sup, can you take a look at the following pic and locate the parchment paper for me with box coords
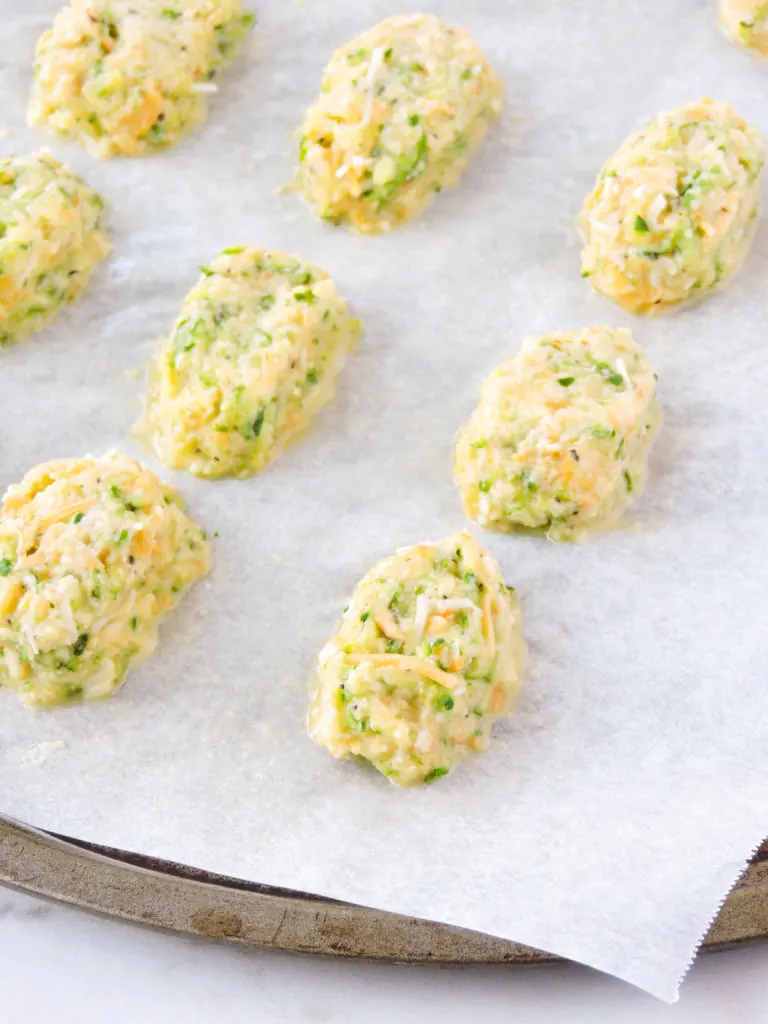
[1,0,767,1002]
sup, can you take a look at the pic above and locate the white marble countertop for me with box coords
[1,886,767,1022]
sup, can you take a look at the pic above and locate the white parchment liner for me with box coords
[1,0,767,1000]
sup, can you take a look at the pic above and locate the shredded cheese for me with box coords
[344,652,460,689]
[482,587,495,659]
[361,45,385,127]
[373,608,404,640]
[412,591,431,642]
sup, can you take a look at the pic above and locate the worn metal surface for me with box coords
[0,818,766,963]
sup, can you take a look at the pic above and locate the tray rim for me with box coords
[1,817,767,964]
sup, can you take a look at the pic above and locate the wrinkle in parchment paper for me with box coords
[1,0,767,1002]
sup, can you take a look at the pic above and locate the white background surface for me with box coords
[1,884,768,1019]
[1,887,767,1023]
[4,0,768,999]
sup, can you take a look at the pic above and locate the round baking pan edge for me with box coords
[1,818,766,964]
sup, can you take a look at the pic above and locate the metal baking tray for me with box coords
[1,817,766,962]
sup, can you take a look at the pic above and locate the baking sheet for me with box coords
[1,0,767,1002]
